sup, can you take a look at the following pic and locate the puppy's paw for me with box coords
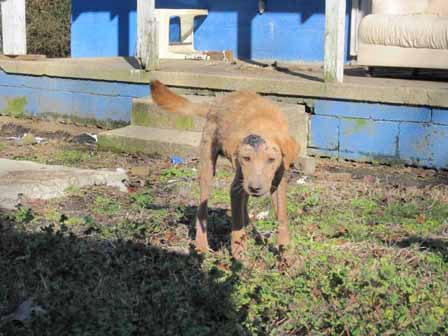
[231,232,247,261]
[231,243,245,261]
[195,238,211,254]
[277,228,291,247]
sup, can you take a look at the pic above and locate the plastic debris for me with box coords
[170,155,185,165]
[6,136,22,141]
[256,210,270,220]
[296,176,308,185]
[7,133,45,144]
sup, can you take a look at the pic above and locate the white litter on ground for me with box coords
[296,176,308,185]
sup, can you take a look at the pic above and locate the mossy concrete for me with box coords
[39,112,128,129]
[3,96,30,118]
[131,95,208,131]
[97,125,201,157]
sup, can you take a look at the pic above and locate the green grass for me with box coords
[159,166,195,183]
[92,195,121,217]
[54,149,91,166]
[1,165,448,335]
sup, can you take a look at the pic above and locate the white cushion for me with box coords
[372,0,429,15]
[360,14,448,49]
[426,0,448,15]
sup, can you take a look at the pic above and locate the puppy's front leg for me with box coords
[195,141,217,253]
[230,170,249,259]
[272,175,290,247]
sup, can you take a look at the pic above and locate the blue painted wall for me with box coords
[71,0,351,62]
[0,71,149,125]
[310,100,448,169]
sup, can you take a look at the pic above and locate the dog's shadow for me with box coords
[393,236,448,262]
[178,204,279,254]
[179,205,232,252]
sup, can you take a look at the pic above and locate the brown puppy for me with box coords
[150,80,299,258]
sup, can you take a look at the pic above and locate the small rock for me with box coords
[363,175,376,184]
[72,133,97,145]
[130,166,150,177]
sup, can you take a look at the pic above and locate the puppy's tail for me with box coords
[150,80,209,118]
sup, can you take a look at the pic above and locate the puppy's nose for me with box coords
[248,185,263,194]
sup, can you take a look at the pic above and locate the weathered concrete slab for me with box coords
[0,159,128,210]
[97,125,201,157]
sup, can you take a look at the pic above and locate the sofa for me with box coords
[357,0,448,69]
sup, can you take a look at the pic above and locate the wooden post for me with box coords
[137,0,159,70]
[324,0,346,83]
[1,0,27,55]
[0,4,3,53]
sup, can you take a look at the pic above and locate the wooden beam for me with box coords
[324,0,346,83]
[1,0,27,55]
[137,0,159,70]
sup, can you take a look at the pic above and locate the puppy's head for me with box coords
[236,134,298,197]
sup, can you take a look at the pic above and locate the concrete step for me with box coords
[131,94,309,156]
[131,95,209,131]
[99,93,311,170]
[97,125,201,157]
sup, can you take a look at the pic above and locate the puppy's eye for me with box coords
[242,156,251,162]
[267,158,276,164]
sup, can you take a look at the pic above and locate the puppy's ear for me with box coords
[276,135,299,169]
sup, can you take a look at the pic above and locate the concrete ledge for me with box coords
[97,125,201,157]
[1,58,447,108]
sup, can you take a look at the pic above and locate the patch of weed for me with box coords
[14,206,34,224]
[64,185,82,196]
[210,188,230,206]
[130,191,154,209]
[92,196,121,217]
[54,149,90,166]
[159,166,195,183]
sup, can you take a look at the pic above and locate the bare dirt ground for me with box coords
[1,116,448,335]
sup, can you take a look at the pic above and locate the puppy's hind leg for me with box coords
[195,136,218,253]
